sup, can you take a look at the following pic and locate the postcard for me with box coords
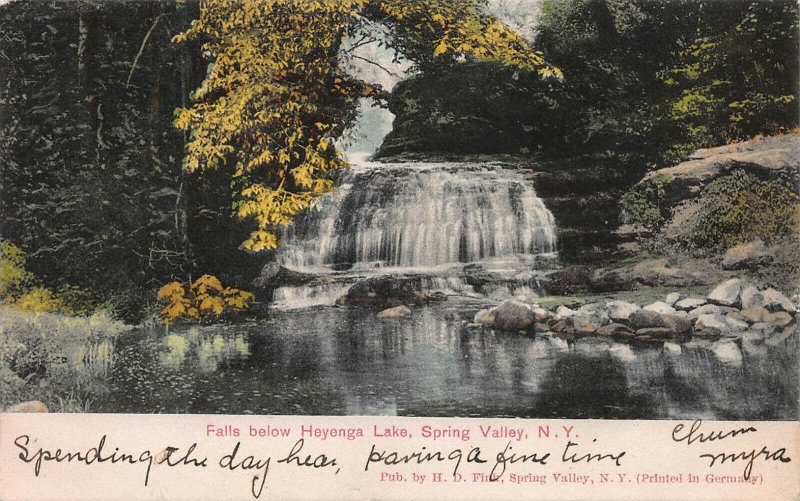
[0,0,798,499]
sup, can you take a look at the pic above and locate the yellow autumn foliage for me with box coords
[158,274,255,324]
[1,240,94,315]
[174,0,558,251]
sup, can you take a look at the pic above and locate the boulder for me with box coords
[606,300,640,323]
[675,297,707,310]
[721,239,772,270]
[6,400,49,413]
[532,307,550,322]
[473,308,497,325]
[643,301,677,314]
[665,292,682,305]
[711,341,743,365]
[554,305,577,320]
[572,317,599,335]
[377,305,412,319]
[759,288,798,313]
[707,278,743,307]
[687,304,736,320]
[740,307,770,323]
[663,342,682,355]
[764,311,793,328]
[724,316,749,332]
[337,276,424,307]
[493,301,536,332]
[550,320,574,335]
[739,285,761,310]
[596,323,634,338]
[628,310,667,329]
[694,314,728,337]
[662,314,693,339]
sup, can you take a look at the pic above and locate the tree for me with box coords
[174,0,559,251]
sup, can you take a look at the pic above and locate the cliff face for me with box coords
[374,62,564,159]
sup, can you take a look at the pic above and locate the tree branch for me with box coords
[126,15,163,88]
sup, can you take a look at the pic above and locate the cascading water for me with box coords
[270,155,558,308]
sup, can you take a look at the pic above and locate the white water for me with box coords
[270,157,558,309]
[280,157,557,273]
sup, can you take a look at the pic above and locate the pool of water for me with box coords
[72,299,799,420]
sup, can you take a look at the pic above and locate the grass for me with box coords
[0,306,129,412]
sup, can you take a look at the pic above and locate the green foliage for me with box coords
[693,170,800,250]
[642,1,799,164]
[0,306,127,411]
[620,174,671,230]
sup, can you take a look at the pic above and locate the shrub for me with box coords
[620,174,672,230]
[158,274,255,324]
[0,240,100,315]
[693,169,800,250]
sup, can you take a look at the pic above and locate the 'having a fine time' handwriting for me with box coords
[12,420,793,499]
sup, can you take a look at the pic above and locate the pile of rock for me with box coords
[471,279,797,351]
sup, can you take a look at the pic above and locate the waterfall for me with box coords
[270,156,557,309]
[280,158,557,272]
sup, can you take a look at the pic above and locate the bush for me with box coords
[693,170,800,250]
[0,240,102,315]
[620,174,672,230]
[0,306,127,411]
[158,274,255,324]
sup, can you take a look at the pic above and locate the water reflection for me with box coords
[72,301,798,419]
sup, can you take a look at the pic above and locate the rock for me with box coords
[643,301,677,314]
[764,311,793,328]
[606,300,640,323]
[596,323,634,338]
[662,314,693,339]
[739,285,761,310]
[724,316,749,332]
[534,322,551,333]
[628,310,667,329]
[474,308,497,325]
[722,239,772,270]
[337,276,425,307]
[711,341,743,365]
[740,307,770,323]
[635,327,674,339]
[687,304,736,320]
[493,300,536,332]
[749,322,774,333]
[550,320,574,335]
[707,278,743,307]
[572,317,598,335]
[554,305,577,320]
[6,400,49,413]
[694,314,728,337]
[675,297,707,310]
[665,292,682,305]
[726,311,748,324]
[377,305,412,319]
[759,288,798,313]
[532,307,550,322]
[575,304,610,327]
[415,291,447,303]
[664,342,682,355]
